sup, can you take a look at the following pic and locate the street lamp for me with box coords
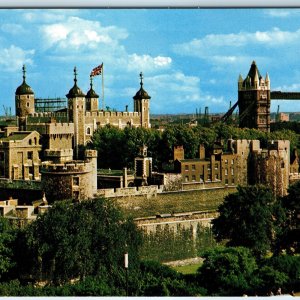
[124,250,128,296]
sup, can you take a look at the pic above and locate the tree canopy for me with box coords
[88,123,300,171]
[212,185,286,257]
[197,246,258,296]
[20,198,142,284]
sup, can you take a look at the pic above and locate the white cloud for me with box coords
[273,83,300,92]
[264,9,300,18]
[148,72,201,104]
[1,23,26,35]
[127,54,172,72]
[0,45,35,72]
[22,10,78,23]
[173,27,300,58]
[40,16,128,50]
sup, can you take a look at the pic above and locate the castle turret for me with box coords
[66,67,86,158]
[133,72,151,128]
[15,65,35,130]
[86,75,99,112]
[238,61,271,132]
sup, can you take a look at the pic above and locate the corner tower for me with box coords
[15,65,35,130]
[133,72,151,128]
[66,67,86,158]
[238,61,270,132]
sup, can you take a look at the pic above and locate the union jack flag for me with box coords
[90,63,103,77]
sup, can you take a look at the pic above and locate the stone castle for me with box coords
[0,61,299,206]
[0,65,151,201]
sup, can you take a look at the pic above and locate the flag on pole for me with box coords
[90,63,103,77]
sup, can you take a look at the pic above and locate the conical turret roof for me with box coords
[243,61,262,87]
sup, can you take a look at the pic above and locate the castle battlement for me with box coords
[31,112,68,118]
[85,111,140,118]
[97,185,164,198]
[41,161,92,174]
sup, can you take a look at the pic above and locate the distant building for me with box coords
[174,139,291,197]
[278,112,289,122]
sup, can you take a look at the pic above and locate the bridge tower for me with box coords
[238,61,271,132]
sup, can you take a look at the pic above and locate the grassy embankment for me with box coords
[116,187,235,218]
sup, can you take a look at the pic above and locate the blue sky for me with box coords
[1,8,300,115]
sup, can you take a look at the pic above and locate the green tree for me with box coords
[89,125,125,169]
[280,181,300,253]
[23,198,142,285]
[197,246,258,296]
[0,217,16,280]
[260,255,300,293]
[255,265,288,295]
[212,185,286,257]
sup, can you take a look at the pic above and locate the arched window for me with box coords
[34,137,37,145]
[29,139,32,145]
[86,127,91,135]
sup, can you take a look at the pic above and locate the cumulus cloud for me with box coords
[127,54,172,72]
[0,45,35,72]
[40,16,128,50]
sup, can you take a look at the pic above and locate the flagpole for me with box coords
[102,63,104,110]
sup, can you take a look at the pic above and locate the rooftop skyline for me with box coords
[1,8,300,115]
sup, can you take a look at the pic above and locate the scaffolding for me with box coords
[35,98,67,113]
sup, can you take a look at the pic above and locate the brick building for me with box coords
[0,130,41,180]
[174,139,291,197]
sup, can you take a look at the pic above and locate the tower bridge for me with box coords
[221,61,300,131]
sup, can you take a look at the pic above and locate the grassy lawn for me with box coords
[172,262,202,274]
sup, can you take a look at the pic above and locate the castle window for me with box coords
[27,95,29,99]
[27,151,33,160]
[192,164,195,171]
[231,159,234,164]
[26,102,30,107]
[86,127,91,135]
[185,176,189,182]
[73,176,79,186]
[192,175,196,181]
[281,162,285,168]
[225,169,228,175]
[29,139,32,145]
[34,137,37,145]
[185,165,189,171]
[231,168,234,175]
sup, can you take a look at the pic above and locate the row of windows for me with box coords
[184,175,235,184]
[184,161,234,172]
